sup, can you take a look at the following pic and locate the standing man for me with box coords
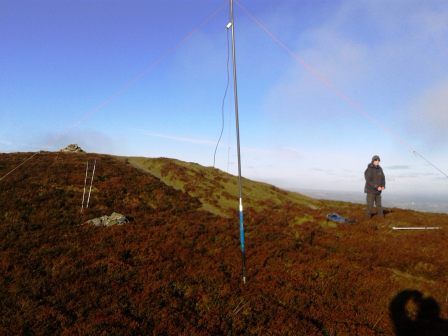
[364,155,386,218]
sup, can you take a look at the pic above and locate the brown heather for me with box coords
[0,152,447,335]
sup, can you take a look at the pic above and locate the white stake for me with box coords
[86,160,96,209]
[81,161,89,212]
[392,227,441,230]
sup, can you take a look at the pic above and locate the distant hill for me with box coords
[1,152,447,335]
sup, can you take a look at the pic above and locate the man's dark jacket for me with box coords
[364,163,385,194]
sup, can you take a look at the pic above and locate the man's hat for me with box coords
[372,155,381,162]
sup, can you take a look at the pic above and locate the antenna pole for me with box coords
[229,0,246,284]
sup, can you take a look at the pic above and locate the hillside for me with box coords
[1,152,448,335]
[123,156,320,217]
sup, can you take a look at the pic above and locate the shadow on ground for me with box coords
[390,289,448,336]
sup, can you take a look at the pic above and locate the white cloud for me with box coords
[135,129,216,146]
[262,29,369,120]
[261,0,448,120]
[385,165,410,170]
[409,81,448,144]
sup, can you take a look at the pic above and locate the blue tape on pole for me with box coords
[239,210,245,252]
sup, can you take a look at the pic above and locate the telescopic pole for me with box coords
[229,0,246,284]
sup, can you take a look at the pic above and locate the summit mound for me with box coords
[60,144,85,153]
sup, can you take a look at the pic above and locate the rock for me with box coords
[108,212,129,226]
[61,144,85,153]
[88,217,105,226]
[86,212,128,227]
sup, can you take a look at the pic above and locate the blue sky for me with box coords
[1,0,448,196]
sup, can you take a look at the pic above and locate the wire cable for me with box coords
[226,118,232,173]
[0,152,40,182]
[236,0,448,180]
[413,151,448,179]
[213,24,231,167]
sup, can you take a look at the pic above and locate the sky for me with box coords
[1,0,448,198]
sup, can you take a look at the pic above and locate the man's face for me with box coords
[373,159,380,167]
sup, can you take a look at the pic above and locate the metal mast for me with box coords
[229,0,246,284]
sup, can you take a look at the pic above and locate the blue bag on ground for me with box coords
[326,213,355,224]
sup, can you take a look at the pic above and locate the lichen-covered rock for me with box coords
[86,212,128,227]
